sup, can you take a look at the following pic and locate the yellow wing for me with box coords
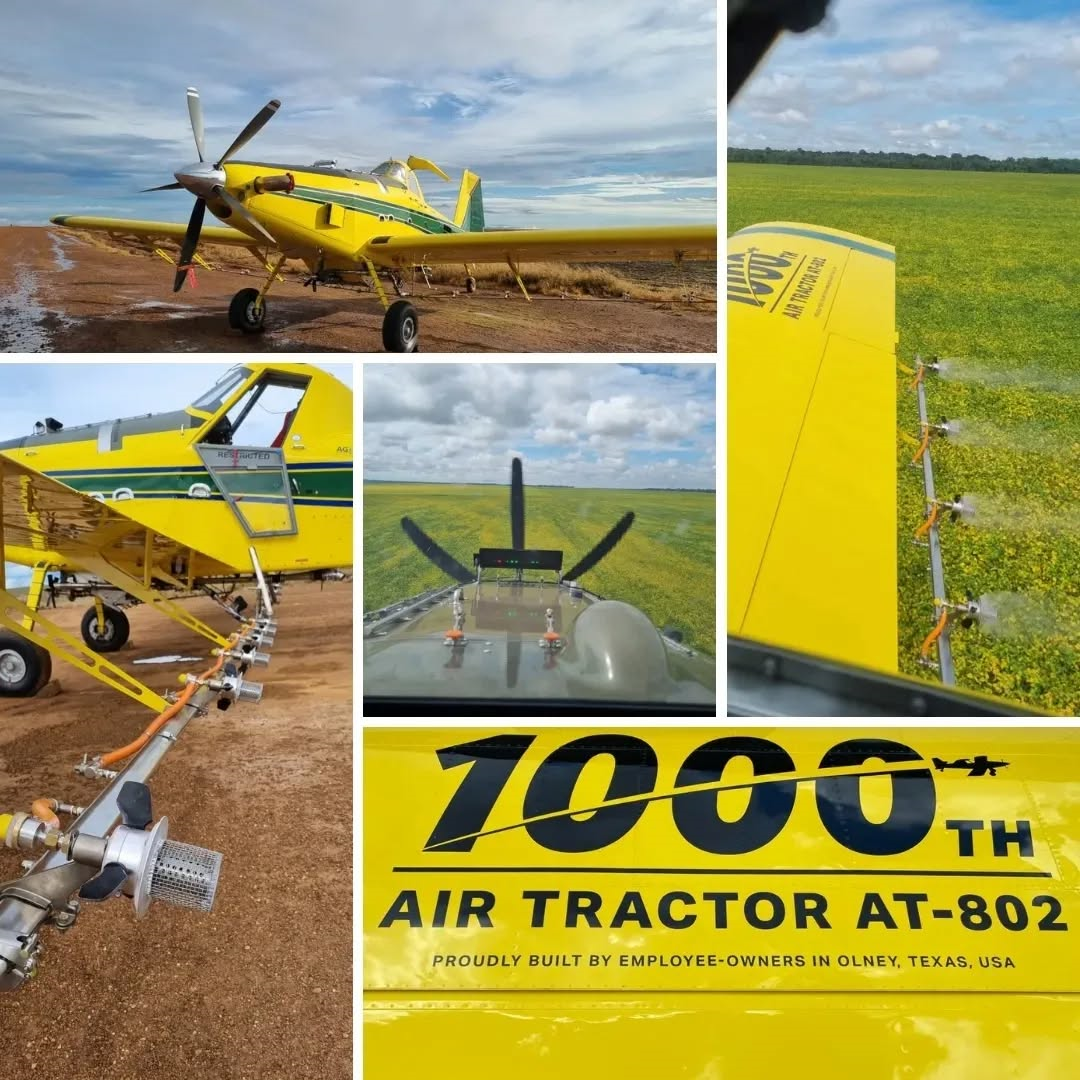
[727,221,897,673]
[50,215,264,248]
[362,224,716,267]
[0,453,154,568]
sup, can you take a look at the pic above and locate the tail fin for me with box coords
[932,757,947,771]
[453,170,485,232]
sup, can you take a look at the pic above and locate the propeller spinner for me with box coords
[144,88,281,291]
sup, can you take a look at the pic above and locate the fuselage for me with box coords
[213,159,462,271]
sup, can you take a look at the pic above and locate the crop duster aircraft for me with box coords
[49,89,717,352]
[0,362,352,703]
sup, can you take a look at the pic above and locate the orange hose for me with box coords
[30,799,59,830]
[99,640,234,768]
[919,608,950,661]
[909,365,925,391]
[915,501,940,539]
[912,424,930,464]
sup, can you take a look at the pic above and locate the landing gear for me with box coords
[80,605,131,653]
[382,299,419,353]
[465,275,477,294]
[0,632,52,697]
[228,288,266,334]
[229,253,286,334]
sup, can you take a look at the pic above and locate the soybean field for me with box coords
[730,163,1080,714]
[364,482,716,656]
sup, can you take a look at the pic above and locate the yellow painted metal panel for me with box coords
[728,222,897,671]
[49,215,261,247]
[362,224,717,268]
[364,727,1080,1076]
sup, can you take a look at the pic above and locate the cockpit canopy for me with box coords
[372,159,422,198]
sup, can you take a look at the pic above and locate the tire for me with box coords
[228,288,266,334]
[382,300,419,352]
[80,605,131,653]
[465,275,477,294]
[0,632,52,697]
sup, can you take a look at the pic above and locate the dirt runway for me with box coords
[0,225,716,353]
[0,580,352,1079]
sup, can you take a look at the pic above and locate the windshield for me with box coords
[362,362,717,707]
[190,366,251,413]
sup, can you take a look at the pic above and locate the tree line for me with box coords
[728,147,1080,174]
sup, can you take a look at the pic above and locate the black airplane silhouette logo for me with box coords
[932,755,1010,777]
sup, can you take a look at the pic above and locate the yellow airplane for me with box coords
[0,361,352,703]
[365,725,1080,1076]
[49,88,717,352]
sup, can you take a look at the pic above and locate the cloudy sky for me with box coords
[363,363,715,489]
[1,361,352,586]
[729,0,1080,157]
[0,1,715,228]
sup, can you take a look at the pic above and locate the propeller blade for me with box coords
[562,511,635,582]
[141,182,184,192]
[173,197,206,292]
[510,457,525,549]
[187,87,206,162]
[215,99,281,167]
[117,780,152,830]
[401,517,472,584]
[78,862,128,902]
[213,185,276,245]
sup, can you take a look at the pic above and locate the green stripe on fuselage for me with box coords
[287,187,460,236]
[47,467,353,500]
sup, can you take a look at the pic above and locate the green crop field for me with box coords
[730,163,1080,714]
[364,483,716,655]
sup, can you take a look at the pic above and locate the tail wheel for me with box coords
[382,300,419,353]
[0,632,52,697]
[465,275,477,294]
[228,288,267,334]
[80,605,131,653]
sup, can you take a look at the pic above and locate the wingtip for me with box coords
[50,215,68,226]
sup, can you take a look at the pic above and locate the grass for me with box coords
[729,163,1080,714]
[364,482,716,656]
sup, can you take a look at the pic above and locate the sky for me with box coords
[363,362,716,489]
[1,361,352,587]
[0,1,716,229]
[729,0,1080,157]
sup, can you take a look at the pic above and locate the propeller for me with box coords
[78,781,153,901]
[144,87,281,291]
[510,457,525,549]
[400,458,635,585]
[562,511,635,582]
[400,517,473,584]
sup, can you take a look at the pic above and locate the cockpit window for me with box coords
[190,366,250,412]
[372,160,409,189]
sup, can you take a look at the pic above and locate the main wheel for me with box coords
[80,605,131,653]
[0,632,52,697]
[465,275,477,294]
[228,288,267,334]
[382,300,419,352]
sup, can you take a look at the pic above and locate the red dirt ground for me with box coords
[0,225,716,353]
[0,580,352,1080]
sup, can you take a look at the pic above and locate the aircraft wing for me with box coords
[0,453,156,569]
[50,215,264,249]
[728,221,897,673]
[362,224,716,267]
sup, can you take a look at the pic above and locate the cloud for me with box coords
[0,1,715,228]
[363,363,715,489]
[729,0,1080,156]
[883,45,942,77]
